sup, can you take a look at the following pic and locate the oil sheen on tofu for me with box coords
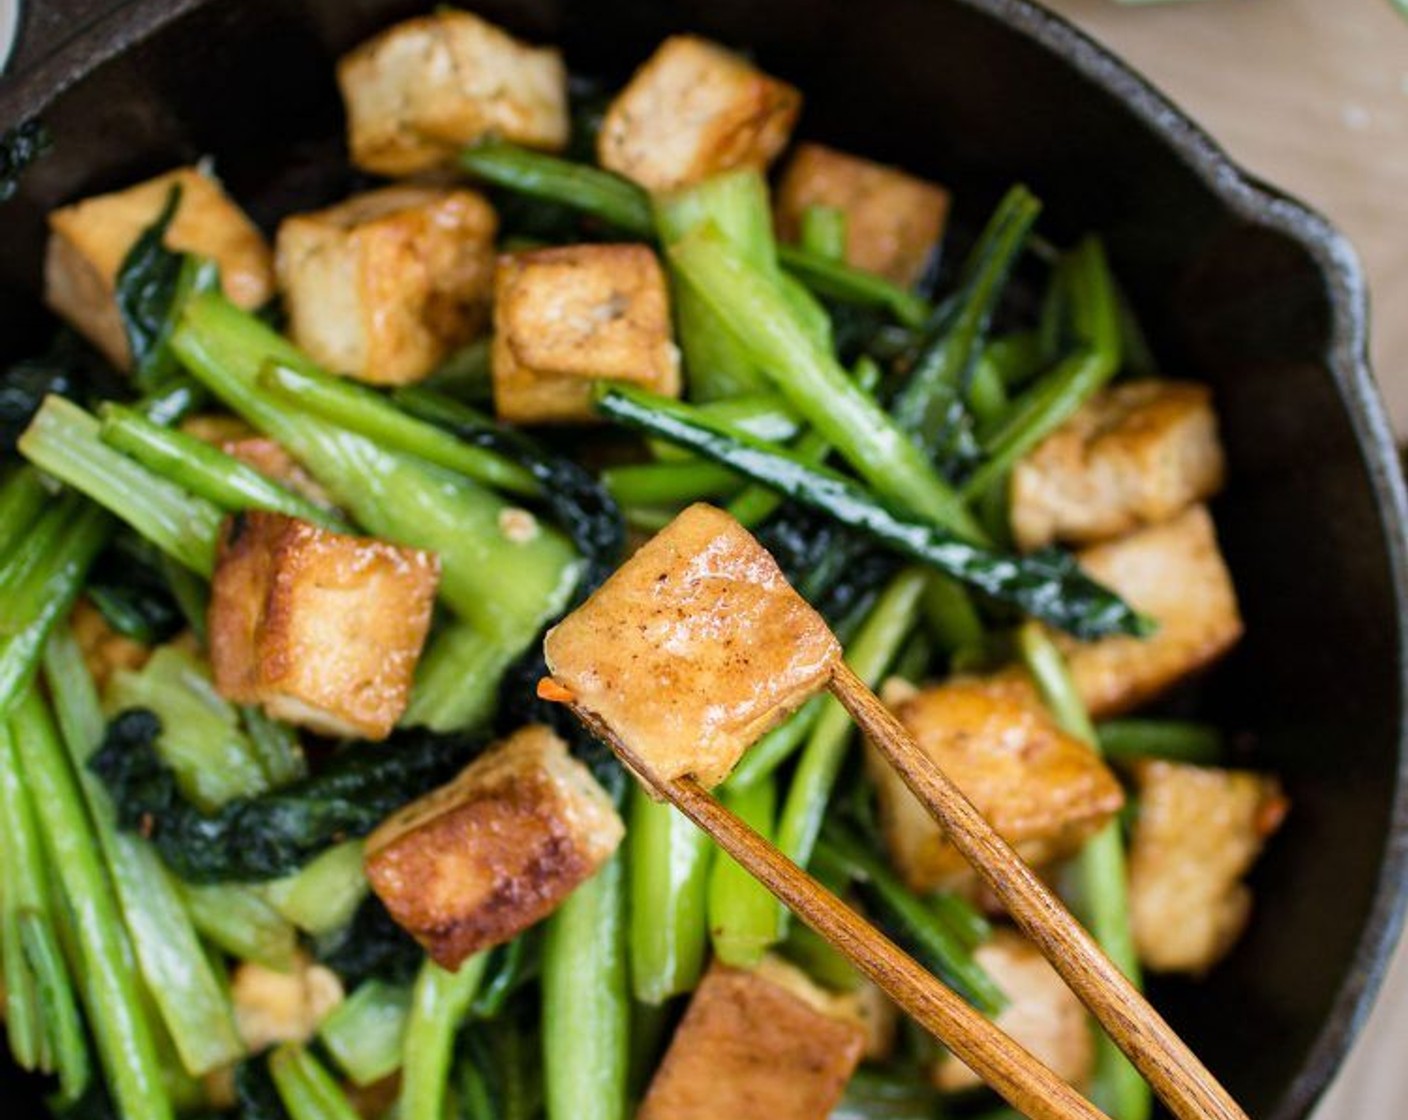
[363,725,624,970]
[544,503,841,788]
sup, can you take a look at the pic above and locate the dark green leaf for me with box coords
[315,895,424,988]
[0,120,52,203]
[89,709,487,882]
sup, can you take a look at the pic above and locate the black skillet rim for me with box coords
[3,0,1408,1116]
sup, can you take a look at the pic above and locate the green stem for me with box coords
[709,776,781,967]
[19,397,222,575]
[1097,719,1223,766]
[259,362,538,497]
[0,466,48,569]
[319,980,412,1087]
[725,694,826,790]
[798,204,847,261]
[1018,622,1150,1120]
[400,954,488,1120]
[628,788,711,1004]
[9,689,173,1120]
[543,854,628,1120]
[269,1044,363,1120]
[602,460,741,507]
[98,403,342,527]
[403,617,517,733]
[179,882,298,971]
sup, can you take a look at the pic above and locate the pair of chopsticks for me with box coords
[555,660,1247,1120]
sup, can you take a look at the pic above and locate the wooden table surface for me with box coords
[1046,3,1408,1114]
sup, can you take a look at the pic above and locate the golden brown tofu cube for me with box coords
[231,952,344,1053]
[364,725,624,969]
[1066,504,1243,719]
[1129,761,1287,974]
[754,955,897,1061]
[1011,381,1226,551]
[491,243,681,424]
[869,676,1124,892]
[637,963,865,1120]
[337,10,568,176]
[544,504,840,788]
[597,36,801,192]
[775,143,950,287]
[276,186,497,386]
[208,512,439,739]
[45,167,274,370]
[933,929,1094,1093]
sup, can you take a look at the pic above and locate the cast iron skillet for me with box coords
[2,1,1406,1116]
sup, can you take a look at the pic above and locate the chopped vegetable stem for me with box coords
[319,980,411,1087]
[269,1043,363,1120]
[798,204,847,261]
[629,788,711,1003]
[0,466,48,569]
[400,953,488,1120]
[709,776,781,967]
[1097,719,1224,766]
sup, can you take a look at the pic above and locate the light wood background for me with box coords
[1046,3,1408,1114]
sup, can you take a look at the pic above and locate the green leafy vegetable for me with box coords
[0,120,52,203]
[88,709,486,882]
[596,384,1150,641]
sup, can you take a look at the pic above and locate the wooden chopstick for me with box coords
[830,660,1248,1120]
[563,701,1112,1120]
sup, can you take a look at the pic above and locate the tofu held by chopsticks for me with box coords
[544,502,841,788]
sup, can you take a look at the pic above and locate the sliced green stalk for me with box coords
[798,204,847,260]
[180,881,298,971]
[0,501,109,718]
[708,776,780,967]
[242,705,308,787]
[543,855,628,1120]
[8,689,173,1120]
[602,460,741,507]
[259,362,538,497]
[403,618,515,732]
[0,492,86,632]
[400,954,488,1120]
[1018,622,1150,1120]
[669,226,981,538]
[107,646,269,810]
[817,825,1006,1014]
[776,242,931,327]
[263,841,368,937]
[19,396,222,575]
[930,892,994,953]
[18,909,89,1102]
[629,789,711,1004]
[1097,719,1224,766]
[172,294,580,643]
[44,627,245,1077]
[98,403,342,527]
[0,466,48,568]
[776,568,927,872]
[269,1043,363,1120]
[319,980,412,1087]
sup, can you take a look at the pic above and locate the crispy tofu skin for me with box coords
[933,930,1093,1092]
[71,597,152,693]
[1128,761,1288,974]
[597,36,802,192]
[870,676,1125,892]
[337,10,568,176]
[775,143,950,287]
[491,243,681,424]
[1011,381,1226,551]
[637,963,865,1120]
[231,952,344,1053]
[544,504,840,788]
[363,725,624,970]
[1066,504,1243,719]
[276,186,497,386]
[208,512,439,739]
[45,167,274,370]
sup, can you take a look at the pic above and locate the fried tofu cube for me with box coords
[337,10,568,176]
[208,512,439,739]
[276,186,497,386]
[598,36,802,192]
[869,676,1125,892]
[491,243,681,424]
[638,963,865,1120]
[231,952,344,1053]
[775,143,950,287]
[45,167,274,370]
[1066,505,1243,718]
[754,955,897,1061]
[1129,761,1287,974]
[933,929,1093,1092]
[544,504,840,788]
[1011,381,1227,551]
[364,725,624,969]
